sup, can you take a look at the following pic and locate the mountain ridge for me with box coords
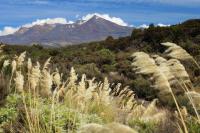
[0,15,133,46]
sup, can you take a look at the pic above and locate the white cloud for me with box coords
[138,24,149,29]
[157,23,170,27]
[23,18,74,28]
[82,13,129,26]
[137,23,171,29]
[0,18,74,36]
[0,26,20,36]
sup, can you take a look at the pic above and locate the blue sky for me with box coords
[0,0,200,30]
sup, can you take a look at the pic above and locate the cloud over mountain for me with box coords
[0,14,133,45]
[0,13,130,36]
[23,18,74,28]
[0,27,19,36]
[0,18,74,36]
[82,13,129,26]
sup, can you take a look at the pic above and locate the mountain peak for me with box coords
[91,15,101,19]
[89,15,106,21]
[0,15,133,46]
[80,15,105,25]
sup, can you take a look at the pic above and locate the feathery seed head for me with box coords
[78,74,87,94]
[153,55,176,84]
[69,67,78,84]
[186,91,200,107]
[143,99,158,116]
[29,63,41,90]
[40,69,52,97]
[11,60,17,73]
[27,58,32,72]
[3,60,10,68]
[43,57,51,70]
[17,51,26,67]
[132,52,158,74]
[167,59,191,83]
[132,52,172,94]
[14,71,24,93]
[161,42,193,60]
[53,69,61,87]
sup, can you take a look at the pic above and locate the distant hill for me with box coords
[0,15,133,47]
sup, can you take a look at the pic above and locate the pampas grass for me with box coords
[14,71,24,93]
[161,42,193,60]
[167,59,191,84]
[131,51,189,133]
[130,42,200,133]
[40,69,52,97]
[132,52,172,95]
[2,42,200,133]
[161,42,200,69]
[11,60,16,74]
[27,58,32,73]
[16,51,26,68]
[2,60,10,69]
[52,68,61,87]
[29,62,41,91]
[152,55,175,84]
[2,52,161,131]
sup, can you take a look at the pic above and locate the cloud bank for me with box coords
[157,23,170,27]
[0,18,74,36]
[0,13,170,36]
[23,18,74,28]
[0,27,20,36]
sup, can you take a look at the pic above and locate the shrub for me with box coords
[128,119,158,133]
[131,76,156,100]
[75,63,102,79]
[186,117,200,133]
[97,49,115,65]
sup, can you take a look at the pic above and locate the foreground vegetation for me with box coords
[0,19,200,132]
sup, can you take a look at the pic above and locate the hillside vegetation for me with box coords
[0,19,200,133]
[2,19,200,100]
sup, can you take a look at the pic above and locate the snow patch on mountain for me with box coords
[81,13,129,26]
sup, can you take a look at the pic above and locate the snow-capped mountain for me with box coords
[0,15,133,46]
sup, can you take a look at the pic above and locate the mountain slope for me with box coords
[0,15,133,46]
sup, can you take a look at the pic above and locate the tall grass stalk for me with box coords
[169,88,188,133]
[181,81,200,121]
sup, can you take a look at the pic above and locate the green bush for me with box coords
[75,63,102,79]
[0,94,21,128]
[128,119,158,133]
[97,49,115,65]
[131,76,157,100]
[102,64,116,73]
[186,117,200,133]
